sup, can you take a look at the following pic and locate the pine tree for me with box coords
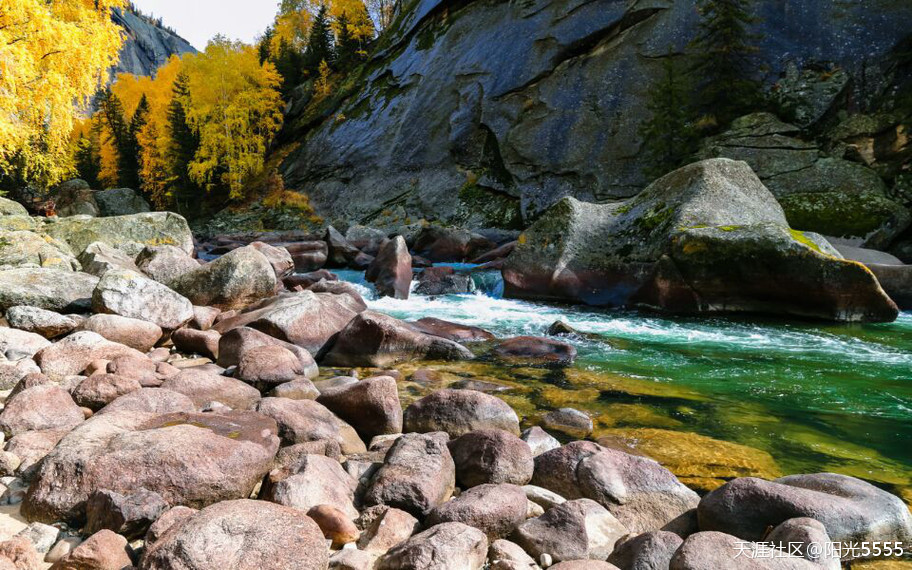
[690,0,762,128]
[166,71,201,213]
[99,87,136,188]
[335,12,359,70]
[74,132,101,189]
[304,5,336,74]
[639,55,698,180]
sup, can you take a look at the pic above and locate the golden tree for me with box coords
[183,38,284,199]
[0,0,125,188]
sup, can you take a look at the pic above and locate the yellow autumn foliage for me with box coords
[183,38,284,199]
[270,0,374,54]
[0,0,125,188]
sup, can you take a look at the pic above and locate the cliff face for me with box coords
[280,0,912,229]
[112,7,196,77]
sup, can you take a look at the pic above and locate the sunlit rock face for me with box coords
[281,0,912,226]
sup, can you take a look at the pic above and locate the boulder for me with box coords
[77,241,140,276]
[540,408,592,439]
[700,113,910,248]
[44,212,193,256]
[271,378,320,400]
[49,529,133,570]
[94,188,151,216]
[607,531,683,570]
[0,385,84,436]
[5,306,77,339]
[97,388,196,416]
[357,506,421,554]
[414,266,476,296]
[550,562,619,570]
[697,473,912,551]
[409,317,495,342]
[0,197,28,217]
[261,454,359,518]
[316,375,403,441]
[285,241,329,272]
[5,428,69,479]
[144,506,198,548]
[85,488,168,539]
[766,518,841,570]
[511,499,628,563]
[254,397,366,454]
[0,359,41,391]
[322,311,474,367]
[520,427,561,457]
[346,226,387,255]
[92,269,194,330]
[363,432,456,518]
[307,504,360,548]
[34,332,145,380]
[404,389,520,437]
[169,246,277,310]
[105,355,164,387]
[531,442,700,533]
[306,279,368,309]
[325,226,362,267]
[236,344,318,385]
[141,499,329,570]
[868,263,912,310]
[6,372,52,400]
[216,326,321,371]
[51,179,98,217]
[426,483,528,540]
[214,291,362,354]
[135,245,200,285]
[0,230,78,271]
[171,328,220,360]
[503,159,899,323]
[0,328,51,360]
[366,236,412,299]
[492,337,577,367]
[160,369,261,410]
[449,429,534,488]
[668,531,820,570]
[190,305,221,330]
[81,314,163,352]
[0,268,98,312]
[377,522,488,570]
[249,241,295,280]
[488,539,538,570]
[72,374,142,411]
[412,227,496,263]
[22,410,279,524]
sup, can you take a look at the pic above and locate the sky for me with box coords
[133,0,279,49]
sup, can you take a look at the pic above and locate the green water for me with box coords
[338,270,912,492]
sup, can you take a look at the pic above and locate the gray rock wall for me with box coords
[280,0,912,227]
[112,8,196,78]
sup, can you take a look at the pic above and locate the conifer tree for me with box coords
[335,12,363,70]
[690,0,762,128]
[304,5,336,73]
[99,88,139,188]
[74,131,102,189]
[166,71,201,212]
[639,55,698,180]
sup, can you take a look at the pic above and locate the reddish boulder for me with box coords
[254,397,366,454]
[366,236,412,299]
[404,389,520,437]
[410,317,495,342]
[0,385,83,436]
[171,328,220,360]
[316,375,403,441]
[159,369,261,410]
[72,374,142,411]
[81,314,163,353]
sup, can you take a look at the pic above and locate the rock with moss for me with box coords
[0,231,79,271]
[700,113,909,248]
[503,158,898,322]
[0,268,99,312]
[42,212,194,257]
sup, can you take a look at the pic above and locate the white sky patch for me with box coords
[132,0,279,49]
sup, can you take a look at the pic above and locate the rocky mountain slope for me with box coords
[279,0,912,230]
[112,7,196,77]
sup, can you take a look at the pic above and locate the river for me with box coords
[333,266,912,494]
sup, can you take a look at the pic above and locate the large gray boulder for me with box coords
[531,441,699,533]
[22,410,279,524]
[78,241,141,276]
[141,499,328,570]
[0,197,28,216]
[0,268,99,312]
[169,246,277,310]
[43,212,193,256]
[700,113,909,248]
[136,245,201,285]
[503,159,898,323]
[0,230,78,271]
[92,269,194,330]
[94,188,151,217]
[278,0,911,226]
[378,522,488,570]
[697,473,912,554]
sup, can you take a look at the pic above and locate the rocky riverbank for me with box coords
[0,160,909,569]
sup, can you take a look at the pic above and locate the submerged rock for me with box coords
[503,159,898,322]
